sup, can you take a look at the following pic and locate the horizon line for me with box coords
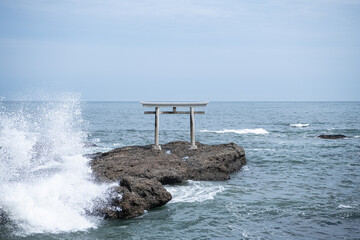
[1,100,360,103]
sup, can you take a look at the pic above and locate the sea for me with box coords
[0,100,359,240]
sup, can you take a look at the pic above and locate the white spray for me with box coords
[0,98,117,235]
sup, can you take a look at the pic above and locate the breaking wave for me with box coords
[200,128,269,135]
[0,98,116,235]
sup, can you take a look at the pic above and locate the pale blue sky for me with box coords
[0,0,359,101]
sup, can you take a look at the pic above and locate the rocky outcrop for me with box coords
[318,134,346,139]
[90,141,246,219]
[91,144,187,185]
[102,177,172,219]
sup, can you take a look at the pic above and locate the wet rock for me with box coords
[103,177,172,219]
[0,210,8,224]
[318,134,346,139]
[90,141,246,219]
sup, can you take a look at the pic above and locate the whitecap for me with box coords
[290,123,310,128]
[247,148,275,151]
[200,128,269,135]
[165,180,224,203]
[241,231,250,238]
[338,204,353,209]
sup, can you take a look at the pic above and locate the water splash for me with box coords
[0,99,116,235]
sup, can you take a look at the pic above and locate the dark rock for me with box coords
[162,141,246,181]
[0,210,8,224]
[91,145,187,184]
[102,177,172,219]
[90,141,246,219]
[319,134,346,139]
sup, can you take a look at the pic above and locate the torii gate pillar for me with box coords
[141,102,209,150]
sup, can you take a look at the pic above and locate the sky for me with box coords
[0,0,359,101]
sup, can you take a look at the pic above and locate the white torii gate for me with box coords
[140,101,209,150]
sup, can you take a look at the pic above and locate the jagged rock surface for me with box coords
[90,141,246,219]
[162,141,246,181]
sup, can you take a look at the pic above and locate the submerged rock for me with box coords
[90,141,246,219]
[318,134,346,139]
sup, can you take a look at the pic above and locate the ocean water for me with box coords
[1,101,359,239]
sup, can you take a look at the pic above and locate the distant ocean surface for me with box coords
[1,101,359,239]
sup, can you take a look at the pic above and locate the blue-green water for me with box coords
[1,101,360,239]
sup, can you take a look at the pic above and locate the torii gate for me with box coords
[140,101,209,150]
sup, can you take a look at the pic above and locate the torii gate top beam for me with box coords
[140,101,209,107]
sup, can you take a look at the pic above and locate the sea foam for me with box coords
[165,180,224,203]
[338,204,354,209]
[0,99,116,235]
[201,128,269,135]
